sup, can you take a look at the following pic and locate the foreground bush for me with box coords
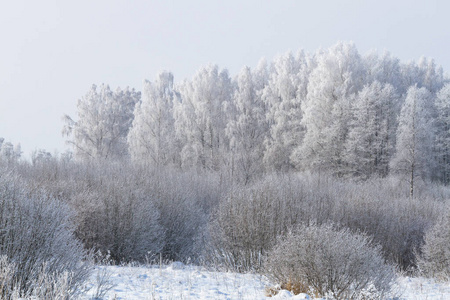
[263,224,396,299]
[74,178,164,263]
[417,207,450,281]
[205,177,303,272]
[0,172,91,298]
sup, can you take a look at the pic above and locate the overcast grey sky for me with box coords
[1,0,449,156]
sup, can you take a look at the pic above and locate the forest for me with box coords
[1,41,450,299]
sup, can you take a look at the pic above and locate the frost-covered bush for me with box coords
[205,176,304,272]
[0,171,91,298]
[21,160,218,264]
[74,177,164,263]
[143,169,215,262]
[417,207,450,281]
[263,224,396,299]
[205,173,440,271]
[327,176,437,270]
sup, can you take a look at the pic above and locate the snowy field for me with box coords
[80,263,450,299]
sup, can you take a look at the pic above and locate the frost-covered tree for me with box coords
[434,83,450,184]
[295,42,365,174]
[0,139,21,164]
[175,64,232,170]
[417,57,446,94]
[31,149,53,166]
[226,66,267,184]
[63,84,140,161]
[400,58,445,95]
[263,51,313,171]
[390,86,436,198]
[253,58,270,98]
[344,82,398,178]
[364,50,403,93]
[128,71,177,167]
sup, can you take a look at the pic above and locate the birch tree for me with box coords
[226,66,266,184]
[344,81,398,178]
[263,51,312,171]
[295,42,365,175]
[434,83,450,184]
[175,65,232,170]
[390,86,435,198]
[128,71,177,167]
[63,84,140,161]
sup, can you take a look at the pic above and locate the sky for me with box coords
[1,0,449,157]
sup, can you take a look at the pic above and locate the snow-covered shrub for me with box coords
[205,176,304,272]
[74,175,164,263]
[205,172,440,271]
[23,160,217,264]
[0,171,91,298]
[264,173,439,270]
[0,255,17,298]
[143,169,214,262]
[263,224,396,299]
[325,176,437,270]
[417,207,450,281]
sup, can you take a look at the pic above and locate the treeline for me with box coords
[62,42,450,194]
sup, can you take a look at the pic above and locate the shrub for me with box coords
[417,207,450,281]
[205,177,305,272]
[74,178,164,263]
[263,224,396,299]
[0,171,91,298]
[205,173,442,272]
[143,170,212,262]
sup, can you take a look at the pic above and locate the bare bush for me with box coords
[205,175,305,272]
[206,172,442,271]
[0,171,91,298]
[263,224,396,299]
[142,169,216,262]
[417,206,450,281]
[74,176,164,263]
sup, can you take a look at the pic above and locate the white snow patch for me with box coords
[80,265,450,299]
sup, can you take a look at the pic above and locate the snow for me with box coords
[82,263,269,299]
[396,277,450,300]
[80,264,450,300]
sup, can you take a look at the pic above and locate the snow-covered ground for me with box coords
[80,263,450,299]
